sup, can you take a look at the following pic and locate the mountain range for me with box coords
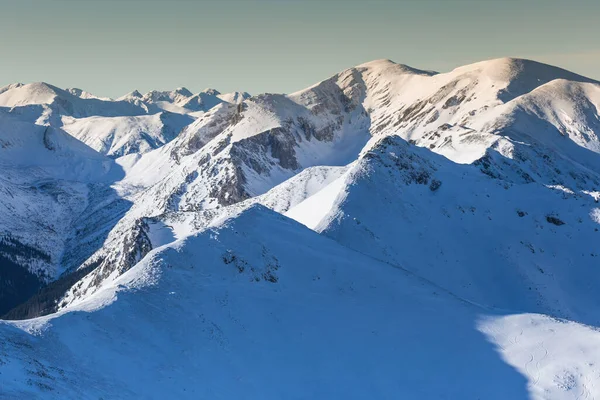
[1,57,600,399]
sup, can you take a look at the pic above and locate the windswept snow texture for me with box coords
[2,57,600,399]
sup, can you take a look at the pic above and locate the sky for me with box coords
[0,0,598,98]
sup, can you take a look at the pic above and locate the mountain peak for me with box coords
[0,82,24,94]
[24,81,61,93]
[201,88,221,96]
[0,81,63,107]
[66,88,109,100]
[173,87,193,97]
[454,57,597,84]
[356,58,397,68]
[445,57,599,102]
[356,59,437,76]
[217,91,251,104]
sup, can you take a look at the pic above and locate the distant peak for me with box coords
[66,88,106,100]
[356,59,437,76]
[29,81,59,90]
[442,57,600,102]
[216,91,251,104]
[14,82,64,97]
[455,57,531,74]
[174,87,193,97]
[454,57,596,81]
[116,89,143,102]
[201,88,221,96]
[0,82,24,95]
[453,56,598,85]
[356,59,397,68]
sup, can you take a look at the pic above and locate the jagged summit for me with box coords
[121,89,143,99]
[218,90,251,104]
[0,82,24,95]
[201,87,221,95]
[66,88,111,101]
[173,86,193,97]
[67,88,87,97]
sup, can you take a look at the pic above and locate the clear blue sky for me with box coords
[1,0,598,97]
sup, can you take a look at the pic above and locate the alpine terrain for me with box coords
[1,58,600,399]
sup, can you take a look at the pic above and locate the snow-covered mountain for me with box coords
[0,83,246,315]
[61,112,194,157]
[2,57,600,398]
[0,82,248,157]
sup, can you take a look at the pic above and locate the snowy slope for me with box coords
[0,206,537,399]
[497,79,600,155]
[137,164,352,245]
[349,58,600,164]
[3,206,600,399]
[61,112,194,157]
[287,134,600,325]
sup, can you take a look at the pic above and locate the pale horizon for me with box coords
[1,0,598,98]
[5,54,598,100]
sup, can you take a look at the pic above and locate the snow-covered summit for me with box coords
[117,89,143,101]
[218,90,251,104]
[0,82,66,107]
[356,58,438,76]
[66,87,111,101]
[201,87,220,96]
